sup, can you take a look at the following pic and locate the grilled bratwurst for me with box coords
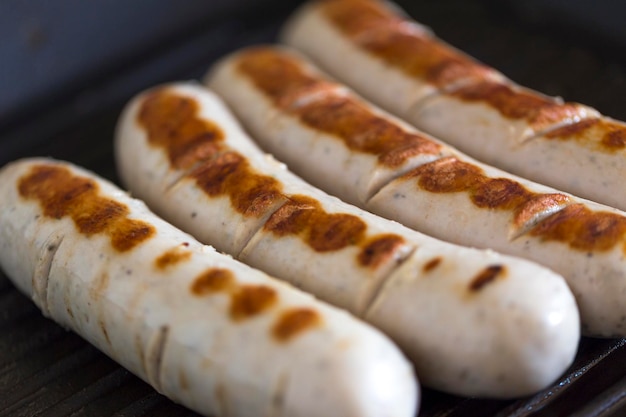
[115,82,579,398]
[281,0,626,212]
[0,157,418,417]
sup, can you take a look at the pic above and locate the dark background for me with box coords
[1,1,626,416]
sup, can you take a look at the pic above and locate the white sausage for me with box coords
[0,157,418,417]
[280,0,508,124]
[205,44,626,339]
[115,82,580,397]
[280,0,626,212]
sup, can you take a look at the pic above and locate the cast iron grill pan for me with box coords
[1,1,626,415]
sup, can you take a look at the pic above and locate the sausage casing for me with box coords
[0,157,419,417]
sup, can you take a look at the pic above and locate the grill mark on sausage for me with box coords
[237,47,326,101]
[190,151,285,218]
[138,89,224,170]
[449,81,586,129]
[264,195,409,267]
[292,95,443,167]
[422,257,442,273]
[358,234,406,268]
[272,308,322,342]
[512,194,572,237]
[603,130,626,149]
[409,157,562,211]
[263,195,368,252]
[529,204,626,253]
[319,0,403,34]
[320,0,498,86]
[155,245,193,270]
[191,268,236,295]
[410,157,540,211]
[406,157,626,252]
[469,265,505,292]
[235,47,443,167]
[110,222,155,253]
[544,118,600,139]
[353,26,494,87]
[544,118,626,152]
[230,285,278,321]
[18,165,155,252]
[191,268,322,342]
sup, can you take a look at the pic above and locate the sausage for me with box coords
[204,44,626,339]
[114,81,580,397]
[0,157,419,417]
[279,0,626,212]
[280,0,507,121]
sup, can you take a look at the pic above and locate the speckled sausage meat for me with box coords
[205,45,626,340]
[280,0,626,212]
[0,158,419,417]
[115,82,579,398]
